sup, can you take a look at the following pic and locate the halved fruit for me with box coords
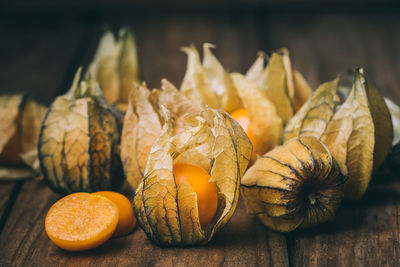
[45,192,119,251]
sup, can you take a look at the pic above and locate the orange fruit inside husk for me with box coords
[173,162,218,227]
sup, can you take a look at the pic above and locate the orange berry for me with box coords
[173,162,218,227]
[92,191,136,237]
[229,108,255,147]
[45,193,119,251]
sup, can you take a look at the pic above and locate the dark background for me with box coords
[1,1,400,266]
[1,0,400,103]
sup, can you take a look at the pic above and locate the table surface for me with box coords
[1,2,400,266]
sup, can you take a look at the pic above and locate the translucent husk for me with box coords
[38,69,122,193]
[120,79,201,191]
[133,108,252,246]
[283,69,393,200]
[86,27,139,111]
[246,49,312,123]
[384,97,400,146]
[241,136,346,232]
[181,44,296,158]
[0,94,47,179]
[180,44,242,113]
[283,77,340,142]
[230,73,282,161]
[322,70,392,199]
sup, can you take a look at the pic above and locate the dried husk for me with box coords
[321,69,393,200]
[384,98,400,171]
[180,44,242,113]
[121,79,201,190]
[241,136,346,232]
[384,97,400,146]
[87,27,139,111]
[283,78,340,142]
[230,73,282,161]
[39,69,123,194]
[293,70,313,112]
[283,69,393,200]
[133,108,252,246]
[0,94,47,179]
[180,45,289,158]
[246,49,312,123]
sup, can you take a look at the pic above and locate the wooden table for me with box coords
[1,2,400,266]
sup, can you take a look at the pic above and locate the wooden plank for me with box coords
[0,181,288,266]
[0,181,21,233]
[266,13,400,266]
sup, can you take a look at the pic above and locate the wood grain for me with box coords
[0,181,288,266]
[0,182,21,234]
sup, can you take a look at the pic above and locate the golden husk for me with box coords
[230,73,282,161]
[87,27,139,110]
[321,70,392,200]
[246,49,312,123]
[0,94,47,179]
[283,69,393,200]
[121,80,201,191]
[38,69,122,193]
[180,45,314,158]
[133,108,252,246]
[241,136,346,232]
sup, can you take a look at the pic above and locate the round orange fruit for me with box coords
[173,162,218,227]
[92,191,136,237]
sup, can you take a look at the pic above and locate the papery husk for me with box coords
[0,94,47,179]
[87,27,139,110]
[321,69,392,200]
[246,49,312,123]
[230,73,282,160]
[0,95,24,161]
[292,70,313,112]
[180,44,242,113]
[384,97,400,171]
[283,77,340,142]
[241,136,346,232]
[39,69,123,193]
[121,80,201,191]
[133,108,252,246]
[384,97,400,146]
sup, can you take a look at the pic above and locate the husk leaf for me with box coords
[180,44,242,113]
[322,69,392,200]
[0,94,24,157]
[0,94,47,179]
[39,69,122,193]
[261,51,293,124]
[241,136,346,232]
[134,108,251,246]
[283,78,340,142]
[384,97,400,146]
[246,49,312,123]
[230,73,282,160]
[292,70,313,112]
[121,80,201,191]
[87,27,139,109]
